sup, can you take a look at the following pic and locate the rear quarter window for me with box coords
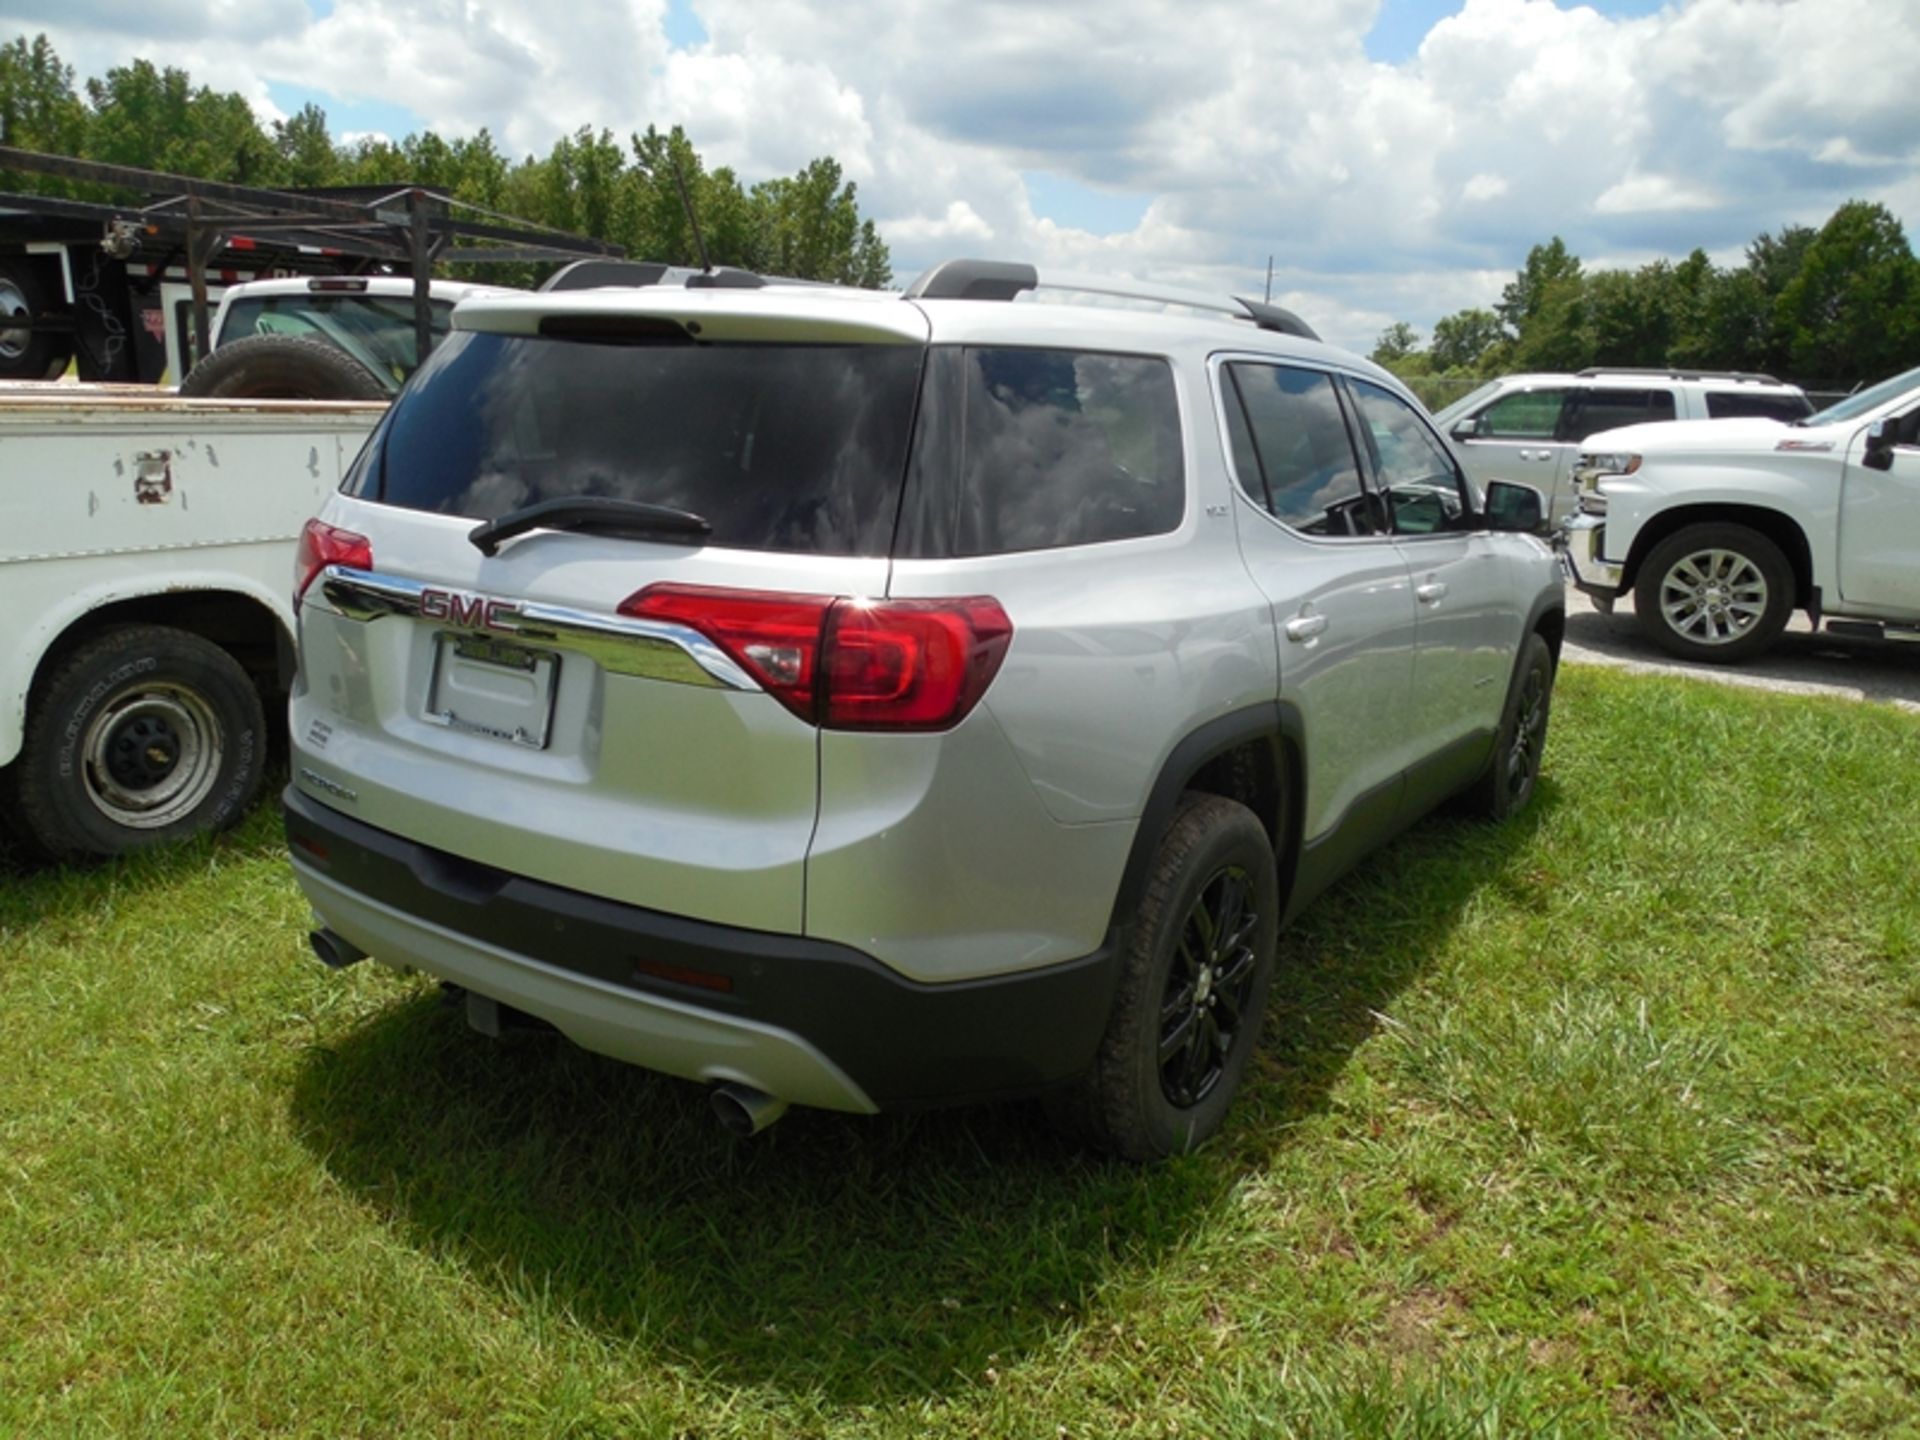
[943,347,1185,556]
[1706,391,1814,421]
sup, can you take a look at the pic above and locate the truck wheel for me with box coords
[0,263,73,380]
[1633,523,1793,663]
[1459,633,1554,821]
[8,626,266,861]
[1046,794,1279,1160]
[178,334,388,401]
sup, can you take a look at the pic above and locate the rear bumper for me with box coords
[284,787,1121,1111]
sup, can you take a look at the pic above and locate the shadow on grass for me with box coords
[286,785,1558,1406]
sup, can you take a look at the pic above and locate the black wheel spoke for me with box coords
[1211,873,1246,962]
[1215,944,1256,996]
[1159,1009,1198,1065]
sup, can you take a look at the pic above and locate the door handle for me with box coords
[1416,581,1448,604]
[1284,613,1328,642]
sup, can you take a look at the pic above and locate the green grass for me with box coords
[3,664,1918,1437]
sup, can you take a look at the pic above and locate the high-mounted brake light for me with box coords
[619,584,1013,731]
[294,518,372,605]
[307,277,370,293]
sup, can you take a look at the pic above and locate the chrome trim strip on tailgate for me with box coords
[318,566,759,691]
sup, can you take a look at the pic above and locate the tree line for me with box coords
[0,33,892,288]
[1374,200,1920,395]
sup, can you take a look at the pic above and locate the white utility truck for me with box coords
[0,383,384,858]
[1561,364,1920,662]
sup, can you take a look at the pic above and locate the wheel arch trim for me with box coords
[2,574,294,768]
[1619,502,1815,607]
[1103,702,1302,939]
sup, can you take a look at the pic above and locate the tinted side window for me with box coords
[1226,363,1378,536]
[1705,391,1815,421]
[1476,388,1566,439]
[1347,379,1471,536]
[1564,388,1676,441]
[952,348,1184,556]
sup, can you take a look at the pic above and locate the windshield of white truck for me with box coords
[1800,364,1920,427]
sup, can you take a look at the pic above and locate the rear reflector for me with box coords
[294,518,372,605]
[619,584,1012,731]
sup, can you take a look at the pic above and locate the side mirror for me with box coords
[1484,479,1545,534]
[1863,419,1895,472]
[1451,417,1481,441]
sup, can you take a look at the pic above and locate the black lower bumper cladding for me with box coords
[284,786,1120,1108]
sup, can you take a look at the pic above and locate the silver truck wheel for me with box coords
[1634,523,1793,664]
[80,683,224,829]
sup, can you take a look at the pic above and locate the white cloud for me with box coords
[883,200,994,246]
[1594,174,1720,215]
[6,0,1917,352]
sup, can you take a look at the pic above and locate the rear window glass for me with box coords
[1705,390,1813,421]
[355,330,923,557]
[221,295,454,386]
[1564,388,1677,441]
[951,347,1184,555]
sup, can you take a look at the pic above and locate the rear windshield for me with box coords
[353,330,923,557]
[1705,390,1813,421]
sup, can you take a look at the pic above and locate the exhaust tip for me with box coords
[309,928,368,969]
[710,1082,788,1137]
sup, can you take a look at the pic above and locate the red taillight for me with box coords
[620,584,1012,732]
[822,597,1013,729]
[621,585,833,719]
[295,518,372,605]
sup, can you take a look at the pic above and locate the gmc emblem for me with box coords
[420,588,521,631]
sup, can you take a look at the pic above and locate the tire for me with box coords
[1459,633,1554,822]
[0,261,73,380]
[7,626,266,861]
[178,333,388,401]
[1633,523,1793,663]
[1047,793,1280,1160]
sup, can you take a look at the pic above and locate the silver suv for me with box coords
[285,259,1565,1158]
[1434,367,1813,526]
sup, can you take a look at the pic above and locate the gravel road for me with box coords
[1561,582,1920,713]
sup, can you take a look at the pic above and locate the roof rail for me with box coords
[1575,366,1784,385]
[903,258,1320,341]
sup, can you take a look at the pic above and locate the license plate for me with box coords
[425,633,558,749]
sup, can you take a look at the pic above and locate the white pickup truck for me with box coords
[0,384,383,858]
[1561,364,1920,662]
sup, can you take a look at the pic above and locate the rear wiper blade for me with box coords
[469,496,712,556]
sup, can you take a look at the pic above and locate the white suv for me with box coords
[1434,368,1812,526]
[285,259,1565,1158]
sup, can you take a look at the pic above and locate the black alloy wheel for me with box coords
[1159,863,1261,1108]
